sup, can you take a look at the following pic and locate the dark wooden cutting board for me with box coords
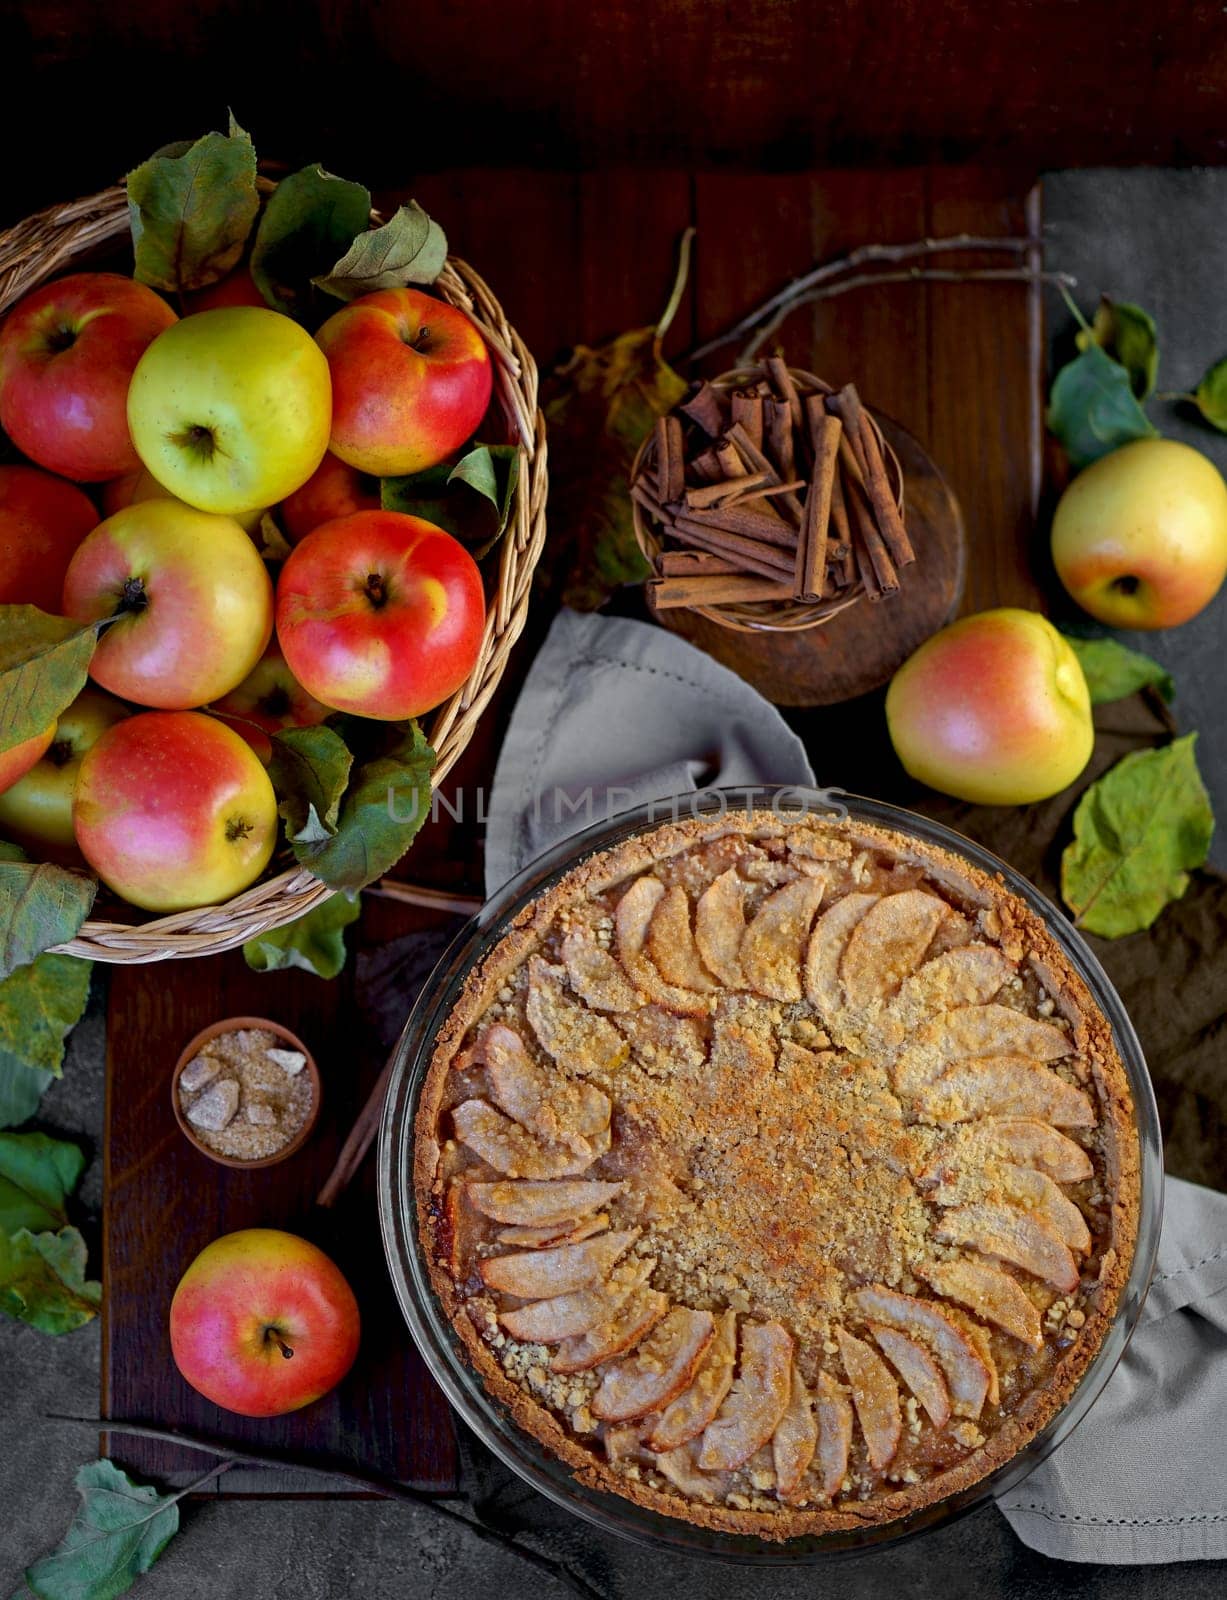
[102,163,1044,1496]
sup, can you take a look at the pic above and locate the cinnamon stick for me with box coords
[679,381,727,436]
[652,573,796,608]
[766,356,804,429]
[795,401,841,600]
[685,471,770,510]
[685,501,799,548]
[725,423,804,524]
[690,446,724,484]
[659,549,740,577]
[658,413,685,503]
[670,515,795,576]
[715,436,748,480]
[730,390,764,450]
[630,478,668,523]
[765,397,797,483]
[844,469,899,595]
[828,383,914,566]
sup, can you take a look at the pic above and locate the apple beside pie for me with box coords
[415,812,1138,1537]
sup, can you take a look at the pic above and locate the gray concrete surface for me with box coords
[5,168,1227,1595]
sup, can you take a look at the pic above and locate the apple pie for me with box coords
[415,811,1138,1537]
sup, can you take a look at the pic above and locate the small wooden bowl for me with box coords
[171,1016,321,1171]
[631,364,906,634]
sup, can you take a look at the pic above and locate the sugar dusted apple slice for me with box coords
[466,1179,625,1227]
[525,957,629,1075]
[648,884,718,992]
[835,1327,901,1470]
[815,1369,853,1498]
[694,869,748,987]
[560,928,639,1013]
[893,944,1014,1022]
[479,1022,611,1155]
[452,1100,601,1179]
[550,1284,669,1374]
[917,1258,1043,1348]
[870,1324,950,1428]
[496,1214,610,1249]
[804,892,879,1015]
[653,1443,728,1504]
[616,876,714,1016]
[740,877,828,1001]
[977,1119,1093,1182]
[917,1057,1094,1127]
[849,1287,990,1419]
[480,1227,640,1299]
[697,1320,793,1471]
[949,1306,1000,1405]
[772,1362,818,1501]
[839,890,949,1009]
[936,1203,1080,1293]
[592,1307,715,1422]
[996,1163,1092,1252]
[926,1003,1072,1065]
[499,1257,653,1342]
[647,1309,738,1453]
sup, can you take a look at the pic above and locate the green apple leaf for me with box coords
[243,892,361,979]
[312,201,447,301]
[288,721,435,892]
[381,442,520,556]
[1045,345,1157,471]
[0,607,98,756]
[1061,733,1214,938]
[0,1132,85,1235]
[126,116,260,293]
[1061,633,1175,705]
[250,164,372,320]
[0,953,91,1097]
[22,1459,182,1600]
[0,1225,100,1335]
[267,725,353,846]
[1075,297,1159,400]
[0,1059,54,1131]
[1193,356,1227,432]
[0,861,97,979]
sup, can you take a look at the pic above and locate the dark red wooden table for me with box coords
[102,162,1046,1495]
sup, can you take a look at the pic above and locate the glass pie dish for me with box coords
[378,788,1162,1560]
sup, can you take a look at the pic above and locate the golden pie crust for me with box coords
[415,811,1138,1539]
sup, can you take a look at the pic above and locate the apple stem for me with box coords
[117,577,149,616]
[265,1327,295,1360]
[364,572,388,608]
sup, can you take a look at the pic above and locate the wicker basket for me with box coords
[0,183,548,962]
[630,365,904,633]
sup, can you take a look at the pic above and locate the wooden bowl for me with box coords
[171,1015,321,1171]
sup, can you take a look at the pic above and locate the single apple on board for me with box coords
[0,723,55,798]
[73,710,277,911]
[276,510,486,719]
[62,499,274,709]
[315,287,492,476]
[885,608,1094,805]
[211,641,331,764]
[0,271,177,481]
[0,464,99,611]
[0,687,127,856]
[126,307,332,516]
[280,451,381,544]
[102,462,267,536]
[1052,437,1227,629]
[170,1229,361,1418]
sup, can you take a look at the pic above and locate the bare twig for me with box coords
[368,879,483,914]
[316,1048,395,1207]
[50,1417,606,1600]
[737,267,1076,363]
[687,233,1044,361]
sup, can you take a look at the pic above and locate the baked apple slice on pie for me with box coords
[416,810,1137,1538]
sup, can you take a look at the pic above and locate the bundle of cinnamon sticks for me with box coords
[631,359,916,612]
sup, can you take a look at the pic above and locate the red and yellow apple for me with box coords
[126,307,332,515]
[0,465,99,610]
[102,462,266,536]
[276,510,485,719]
[170,1229,361,1418]
[0,688,127,855]
[1051,437,1227,630]
[315,287,492,475]
[0,723,55,797]
[886,608,1093,805]
[211,641,331,764]
[280,451,380,545]
[62,499,273,709]
[0,272,177,481]
[183,267,266,315]
[73,710,277,910]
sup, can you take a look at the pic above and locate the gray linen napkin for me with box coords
[483,608,1227,1564]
